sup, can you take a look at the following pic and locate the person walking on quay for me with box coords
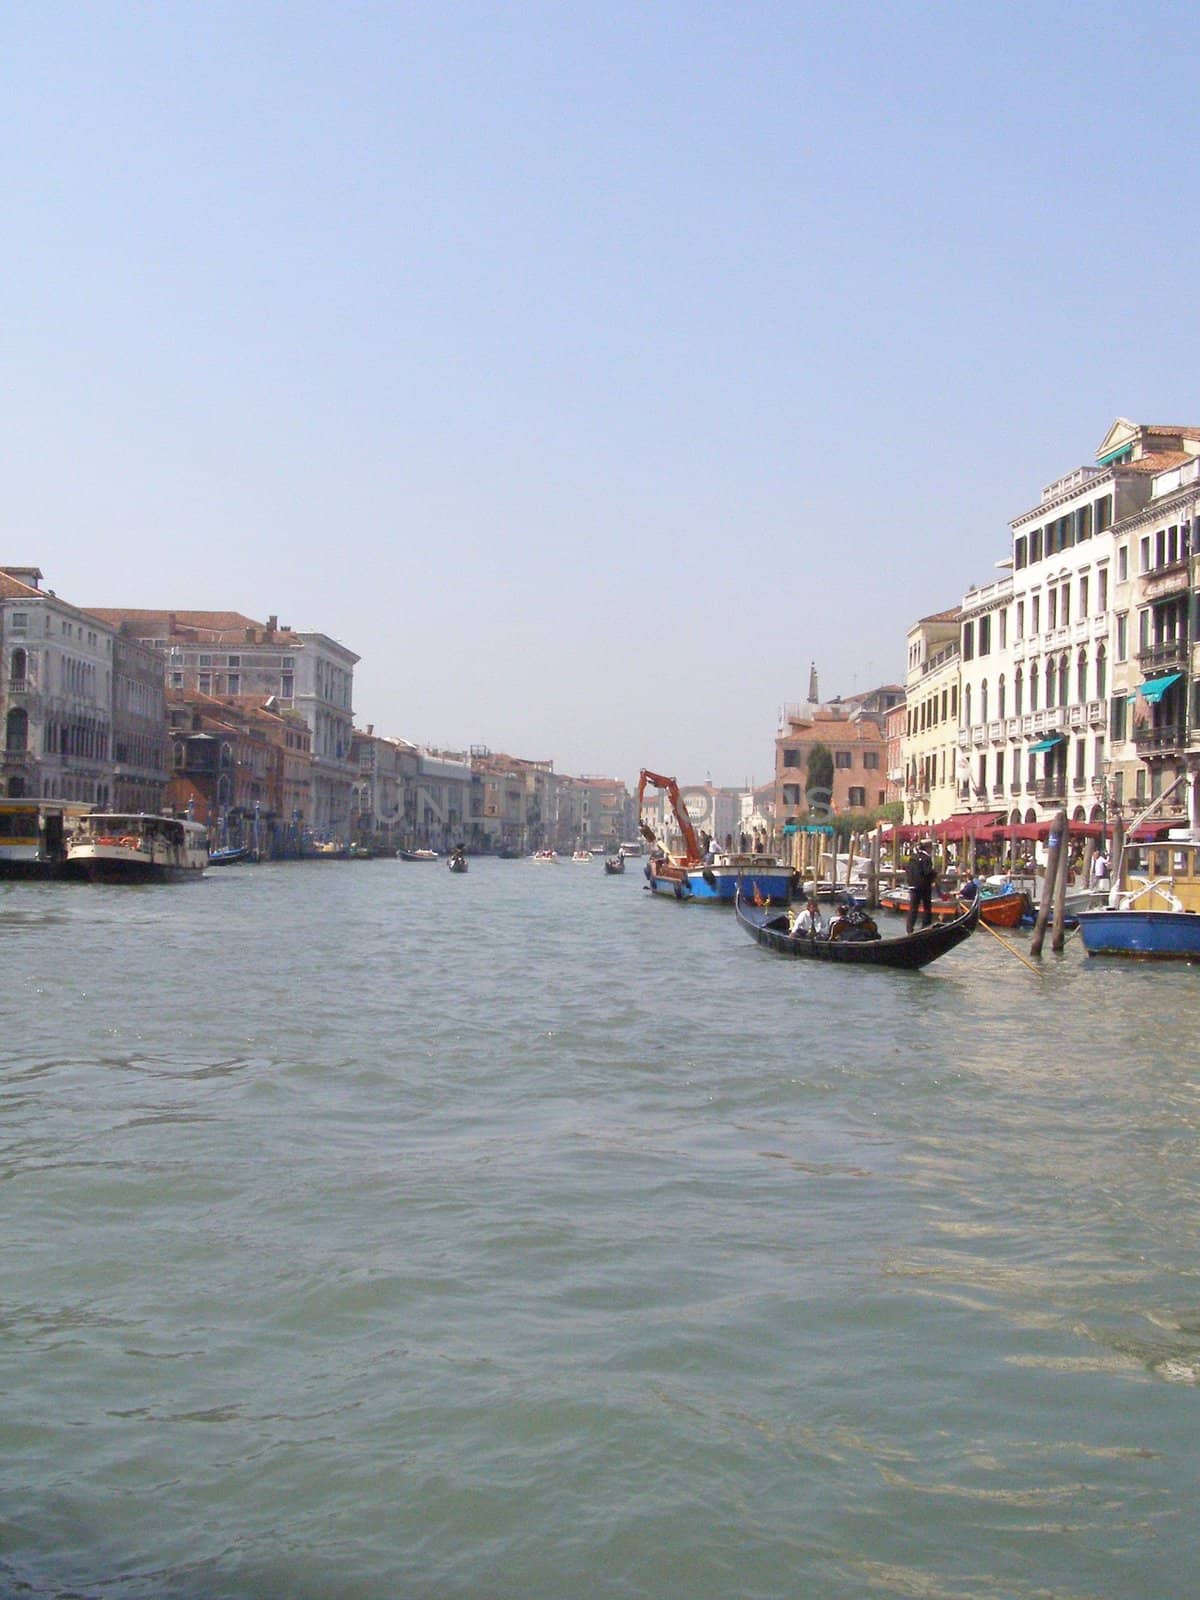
[905,840,937,933]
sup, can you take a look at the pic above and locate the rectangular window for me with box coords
[848,787,865,807]
[862,751,879,769]
[1030,528,1043,562]
[1074,740,1085,784]
[1015,600,1024,640]
[1110,696,1126,740]
[1014,536,1027,569]
[1032,596,1041,634]
[962,621,974,661]
[1096,495,1113,532]
[1098,567,1109,611]
[1140,536,1151,573]
[978,615,991,655]
[11,612,27,632]
[1060,583,1070,625]
[998,610,1007,648]
[994,750,1005,791]
[1079,574,1089,617]
[835,751,852,769]
[1115,613,1127,660]
[1048,591,1057,630]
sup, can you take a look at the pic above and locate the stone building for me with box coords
[87,608,359,836]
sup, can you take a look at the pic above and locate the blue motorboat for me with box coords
[1077,823,1200,960]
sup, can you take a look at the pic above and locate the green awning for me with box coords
[1028,734,1065,754]
[1135,671,1182,704]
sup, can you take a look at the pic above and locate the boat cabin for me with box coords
[1118,836,1200,914]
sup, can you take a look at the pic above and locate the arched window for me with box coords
[10,647,27,684]
[173,741,185,768]
[1014,667,1023,716]
[997,674,1006,720]
[1045,657,1056,707]
[980,679,989,724]
[217,775,232,805]
[1077,648,1088,702]
[220,742,233,769]
[1029,662,1039,711]
[5,707,29,752]
[1095,644,1107,701]
[964,685,972,727]
[1060,653,1070,707]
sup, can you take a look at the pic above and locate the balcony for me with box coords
[1086,700,1105,726]
[988,720,1004,742]
[1138,639,1188,674]
[1034,779,1066,803]
[1133,724,1186,755]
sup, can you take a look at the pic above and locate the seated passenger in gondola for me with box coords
[827,897,881,942]
[792,897,825,937]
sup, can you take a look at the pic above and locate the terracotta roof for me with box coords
[1120,451,1196,475]
[920,607,960,624]
[87,607,302,644]
[0,571,40,600]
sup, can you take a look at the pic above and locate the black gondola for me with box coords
[734,890,980,970]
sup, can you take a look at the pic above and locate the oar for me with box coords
[978,912,1044,977]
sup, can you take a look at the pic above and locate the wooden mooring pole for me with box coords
[1030,809,1067,958]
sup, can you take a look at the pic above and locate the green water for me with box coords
[2,860,1197,1598]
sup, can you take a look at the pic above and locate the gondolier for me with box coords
[905,841,937,933]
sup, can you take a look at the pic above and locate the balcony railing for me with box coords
[1034,779,1065,803]
[1133,724,1186,754]
[1137,639,1188,673]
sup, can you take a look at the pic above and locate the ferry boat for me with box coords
[0,798,90,878]
[617,840,644,857]
[65,813,209,883]
[637,768,793,906]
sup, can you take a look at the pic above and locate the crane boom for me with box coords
[637,768,703,865]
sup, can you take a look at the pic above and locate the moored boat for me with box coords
[1077,832,1200,960]
[878,884,1030,929]
[736,890,981,969]
[66,813,209,883]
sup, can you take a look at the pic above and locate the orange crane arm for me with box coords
[637,769,703,864]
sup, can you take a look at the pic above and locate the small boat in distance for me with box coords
[66,814,209,883]
[208,844,249,866]
[618,840,643,857]
[736,890,981,970]
[448,847,468,873]
[531,848,558,862]
[571,850,592,863]
[604,855,625,875]
[398,848,440,861]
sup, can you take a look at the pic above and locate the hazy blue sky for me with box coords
[4,2,1198,786]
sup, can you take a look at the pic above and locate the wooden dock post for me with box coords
[1030,809,1067,958]
[1051,820,1071,952]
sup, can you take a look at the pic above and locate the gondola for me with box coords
[734,890,981,970]
[604,855,625,875]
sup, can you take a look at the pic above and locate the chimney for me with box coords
[267,614,278,633]
[245,627,254,642]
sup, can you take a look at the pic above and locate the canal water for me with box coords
[2,858,1198,1600]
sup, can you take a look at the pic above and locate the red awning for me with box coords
[933,811,1005,841]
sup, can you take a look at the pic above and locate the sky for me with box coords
[4,1,1200,788]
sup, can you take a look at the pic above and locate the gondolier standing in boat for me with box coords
[905,841,937,933]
